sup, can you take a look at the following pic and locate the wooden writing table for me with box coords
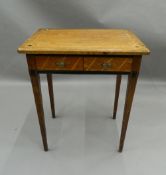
[17,29,150,152]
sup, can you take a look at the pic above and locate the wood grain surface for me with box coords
[18,29,150,55]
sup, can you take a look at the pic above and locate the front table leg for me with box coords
[119,72,139,152]
[29,70,48,151]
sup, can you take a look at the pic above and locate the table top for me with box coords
[17,29,150,55]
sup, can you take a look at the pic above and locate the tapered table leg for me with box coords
[113,75,122,119]
[29,70,48,151]
[119,72,139,152]
[47,73,56,118]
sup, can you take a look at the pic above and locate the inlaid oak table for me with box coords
[17,29,150,152]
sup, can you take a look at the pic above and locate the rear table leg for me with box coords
[47,73,56,118]
[113,75,122,119]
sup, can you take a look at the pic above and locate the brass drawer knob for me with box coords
[100,63,112,68]
[55,61,66,67]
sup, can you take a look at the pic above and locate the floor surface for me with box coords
[0,75,166,175]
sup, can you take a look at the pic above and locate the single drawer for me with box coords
[35,56,83,71]
[84,57,133,72]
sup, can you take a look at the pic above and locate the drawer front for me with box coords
[84,57,133,72]
[35,56,83,71]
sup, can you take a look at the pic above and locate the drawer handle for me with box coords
[100,63,112,69]
[55,62,67,67]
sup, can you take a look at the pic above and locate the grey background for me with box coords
[1,1,166,174]
[0,0,166,81]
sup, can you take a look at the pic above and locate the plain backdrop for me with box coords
[0,0,166,81]
[0,1,166,175]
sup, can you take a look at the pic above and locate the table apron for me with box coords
[26,55,142,74]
